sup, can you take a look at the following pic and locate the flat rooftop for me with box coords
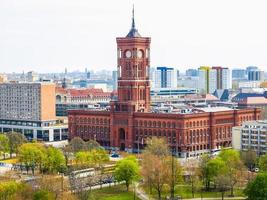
[195,107,234,112]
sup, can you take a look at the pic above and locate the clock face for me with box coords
[125,50,132,58]
[137,50,143,58]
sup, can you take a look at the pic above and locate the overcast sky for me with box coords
[1,0,267,73]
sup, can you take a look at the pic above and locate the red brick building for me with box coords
[68,9,261,157]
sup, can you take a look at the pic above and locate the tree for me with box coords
[90,149,109,168]
[215,174,231,200]
[75,151,92,168]
[44,146,66,173]
[18,143,46,174]
[0,134,9,159]
[199,154,212,191]
[7,132,26,158]
[85,140,100,151]
[145,137,170,157]
[241,149,257,171]
[0,181,25,200]
[218,149,244,196]
[69,137,86,153]
[259,154,267,172]
[141,137,182,200]
[114,156,140,191]
[185,159,200,198]
[207,157,226,189]
[245,173,267,200]
[33,189,55,200]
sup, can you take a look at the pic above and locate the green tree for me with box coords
[18,143,46,174]
[215,174,231,200]
[33,189,56,200]
[0,181,25,200]
[69,137,86,153]
[218,149,244,196]
[145,137,170,157]
[0,134,10,160]
[114,156,140,191]
[199,154,212,191]
[75,151,92,168]
[90,149,109,168]
[259,154,267,172]
[207,157,226,189]
[241,149,257,171]
[44,146,66,173]
[141,137,182,200]
[7,132,26,158]
[245,173,267,200]
[85,140,101,151]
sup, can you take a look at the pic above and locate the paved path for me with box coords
[136,184,151,200]
[185,197,245,200]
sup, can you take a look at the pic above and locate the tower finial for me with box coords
[132,4,135,29]
[126,4,141,37]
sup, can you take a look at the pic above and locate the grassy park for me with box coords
[143,184,245,199]
[91,185,140,200]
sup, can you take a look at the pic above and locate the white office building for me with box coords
[232,120,267,155]
[153,67,177,89]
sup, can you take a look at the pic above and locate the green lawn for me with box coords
[144,184,245,199]
[90,185,141,200]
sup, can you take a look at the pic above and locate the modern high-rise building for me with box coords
[248,70,264,81]
[186,69,198,77]
[0,83,68,141]
[153,67,177,89]
[232,69,246,80]
[198,66,231,93]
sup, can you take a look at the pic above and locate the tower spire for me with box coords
[132,4,135,29]
[126,4,141,38]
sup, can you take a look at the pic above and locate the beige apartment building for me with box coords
[0,83,68,141]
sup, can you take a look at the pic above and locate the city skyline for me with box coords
[1,0,267,73]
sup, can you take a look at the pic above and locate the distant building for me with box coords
[150,88,198,103]
[186,69,198,77]
[246,66,259,74]
[248,70,264,81]
[153,67,177,88]
[232,91,267,119]
[213,89,230,101]
[0,83,68,141]
[198,66,231,94]
[56,87,113,116]
[26,71,39,82]
[177,77,199,88]
[86,72,91,79]
[112,70,118,90]
[238,81,262,88]
[232,120,267,155]
[232,69,246,80]
[0,74,7,83]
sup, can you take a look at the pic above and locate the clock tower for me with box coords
[114,7,151,113]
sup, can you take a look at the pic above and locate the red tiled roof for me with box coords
[56,87,112,98]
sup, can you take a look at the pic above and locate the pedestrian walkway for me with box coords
[185,197,245,200]
[136,184,150,200]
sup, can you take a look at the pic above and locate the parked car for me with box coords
[110,153,120,158]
